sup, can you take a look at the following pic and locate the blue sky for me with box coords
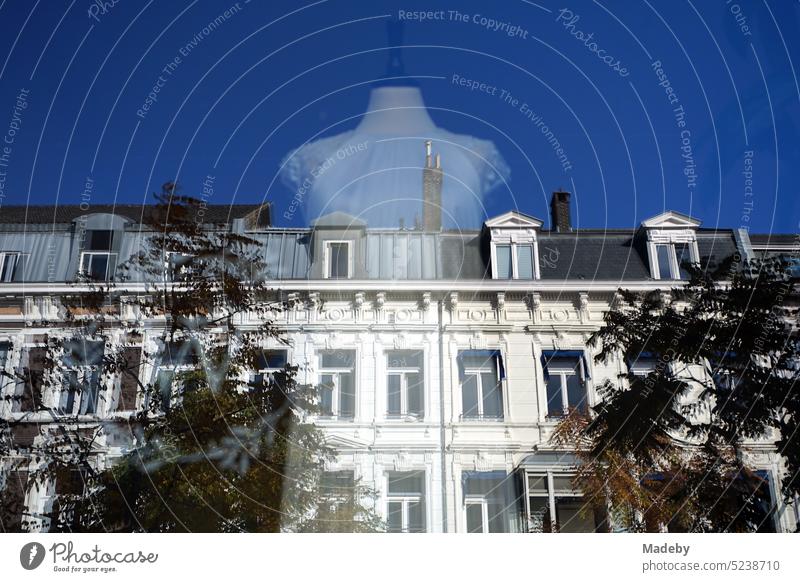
[0,0,797,233]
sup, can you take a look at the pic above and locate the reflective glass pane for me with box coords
[257,350,287,370]
[387,350,423,369]
[387,472,424,495]
[551,475,576,494]
[528,497,551,533]
[387,374,401,415]
[157,370,174,412]
[462,374,479,418]
[1,254,17,282]
[466,503,483,533]
[566,374,587,412]
[481,372,502,418]
[546,375,564,416]
[408,500,425,532]
[60,371,78,413]
[528,475,548,494]
[516,245,534,279]
[328,243,349,279]
[319,374,334,415]
[556,498,596,533]
[321,350,355,369]
[488,501,507,533]
[407,372,423,416]
[339,372,355,418]
[80,370,100,414]
[387,501,403,533]
[676,243,691,279]
[656,244,673,279]
[86,230,113,251]
[495,245,512,279]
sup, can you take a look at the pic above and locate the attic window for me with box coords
[641,211,700,281]
[653,243,691,280]
[325,241,351,279]
[485,211,542,280]
[497,243,535,280]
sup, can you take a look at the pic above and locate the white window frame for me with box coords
[645,233,699,280]
[318,351,356,418]
[0,252,20,282]
[57,367,103,416]
[152,341,198,412]
[544,357,588,417]
[461,353,504,420]
[525,470,587,533]
[464,496,492,533]
[386,352,424,419]
[163,251,195,281]
[79,251,117,281]
[324,240,352,280]
[385,472,426,533]
[251,348,289,388]
[491,240,538,280]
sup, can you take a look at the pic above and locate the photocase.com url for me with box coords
[642,560,781,574]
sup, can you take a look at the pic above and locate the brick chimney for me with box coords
[422,140,443,231]
[550,190,571,232]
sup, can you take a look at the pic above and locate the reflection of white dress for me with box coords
[279,86,510,229]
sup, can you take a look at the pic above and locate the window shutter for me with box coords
[20,347,47,412]
[117,347,141,411]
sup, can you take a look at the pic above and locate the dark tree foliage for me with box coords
[554,257,799,532]
[1,184,382,533]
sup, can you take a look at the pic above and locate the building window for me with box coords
[526,472,605,533]
[318,350,356,418]
[628,352,658,377]
[0,252,20,282]
[250,349,288,389]
[463,471,518,533]
[319,470,356,507]
[325,241,351,279]
[79,230,116,281]
[154,340,200,412]
[458,350,504,420]
[494,243,535,280]
[754,470,778,533]
[386,350,424,419]
[386,471,426,533]
[164,251,195,281]
[653,242,691,280]
[542,351,589,417]
[59,339,104,416]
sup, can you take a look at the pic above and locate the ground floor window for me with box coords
[463,471,521,533]
[526,471,606,533]
[386,471,425,533]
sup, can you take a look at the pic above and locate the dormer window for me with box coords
[641,211,701,281]
[654,243,691,280]
[325,241,351,279]
[485,211,543,280]
[80,230,116,281]
[0,252,20,282]
[495,243,535,279]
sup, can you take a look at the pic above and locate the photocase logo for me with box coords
[19,542,46,570]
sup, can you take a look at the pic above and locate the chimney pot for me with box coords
[550,191,572,232]
[423,142,443,231]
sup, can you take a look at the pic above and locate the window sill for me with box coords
[458,416,505,422]
[384,414,424,423]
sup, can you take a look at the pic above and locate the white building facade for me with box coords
[0,198,796,533]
